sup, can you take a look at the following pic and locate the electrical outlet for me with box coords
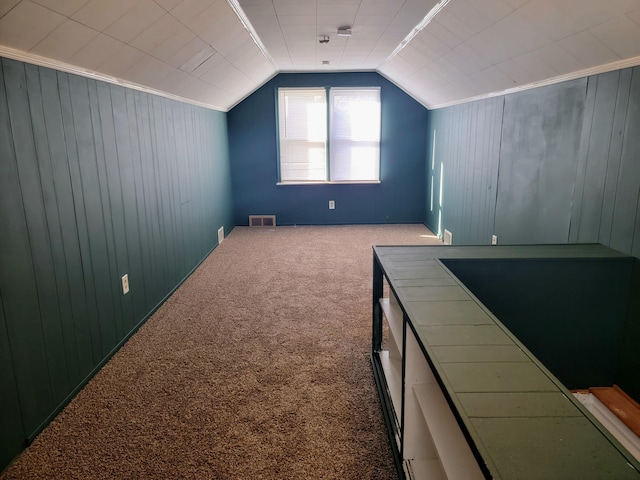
[121,274,130,295]
[492,235,498,245]
[329,200,335,209]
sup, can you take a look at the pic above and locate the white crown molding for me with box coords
[424,55,640,110]
[0,45,228,112]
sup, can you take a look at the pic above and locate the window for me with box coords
[277,87,381,184]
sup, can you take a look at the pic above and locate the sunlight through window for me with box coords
[278,87,380,184]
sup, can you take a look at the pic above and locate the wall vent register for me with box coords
[249,215,276,227]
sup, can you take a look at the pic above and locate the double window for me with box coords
[277,87,381,184]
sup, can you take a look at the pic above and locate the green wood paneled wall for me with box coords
[426,96,503,240]
[426,66,640,259]
[443,257,634,392]
[620,259,640,401]
[0,57,233,471]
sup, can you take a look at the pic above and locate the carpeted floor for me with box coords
[1,224,441,480]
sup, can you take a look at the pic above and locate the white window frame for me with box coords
[277,86,381,185]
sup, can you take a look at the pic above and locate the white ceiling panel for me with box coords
[462,0,512,23]
[97,44,145,77]
[502,0,529,8]
[68,33,124,70]
[104,0,165,44]
[30,19,98,61]
[154,0,183,12]
[589,15,640,59]
[1,0,640,111]
[496,58,538,85]
[167,37,213,70]
[31,0,90,17]
[528,44,586,76]
[170,0,213,24]
[129,14,184,53]
[515,0,584,41]
[557,31,621,67]
[0,1,65,51]
[71,0,137,32]
[408,64,449,90]
[148,25,196,63]
[471,66,517,94]
[272,0,315,16]
[426,20,463,50]
[445,0,497,36]
[122,53,175,87]
[555,0,640,29]
[0,0,21,17]
[446,43,492,76]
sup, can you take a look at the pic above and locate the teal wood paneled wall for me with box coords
[0,57,233,471]
[426,97,503,240]
[443,257,634,393]
[426,66,640,259]
[620,260,640,401]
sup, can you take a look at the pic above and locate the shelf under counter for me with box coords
[371,244,640,480]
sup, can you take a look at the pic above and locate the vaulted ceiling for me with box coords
[1,0,640,112]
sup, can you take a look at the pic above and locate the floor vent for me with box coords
[443,229,453,245]
[249,215,276,227]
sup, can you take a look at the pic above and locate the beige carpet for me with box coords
[2,224,441,480]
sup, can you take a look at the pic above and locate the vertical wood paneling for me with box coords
[0,292,25,470]
[427,65,640,259]
[21,64,72,407]
[70,75,119,356]
[111,85,146,328]
[58,71,103,365]
[575,72,617,242]
[569,73,598,243]
[151,96,174,293]
[496,80,586,245]
[135,91,162,307]
[42,70,94,381]
[96,82,133,338]
[86,80,123,342]
[125,89,151,318]
[1,59,56,434]
[0,57,233,471]
[29,67,81,387]
[611,68,640,255]
[426,96,503,245]
[600,69,633,246]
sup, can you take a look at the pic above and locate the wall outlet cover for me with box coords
[121,274,130,295]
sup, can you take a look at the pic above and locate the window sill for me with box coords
[277,180,381,186]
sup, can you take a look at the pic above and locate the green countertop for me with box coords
[374,244,640,480]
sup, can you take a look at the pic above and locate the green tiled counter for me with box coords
[371,244,640,480]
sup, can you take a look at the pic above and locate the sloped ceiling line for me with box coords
[1,0,640,112]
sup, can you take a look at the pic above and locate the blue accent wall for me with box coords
[426,66,640,260]
[0,57,233,471]
[228,72,428,225]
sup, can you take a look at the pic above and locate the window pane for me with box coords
[278,88,327,182]
[329,88,381,181]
